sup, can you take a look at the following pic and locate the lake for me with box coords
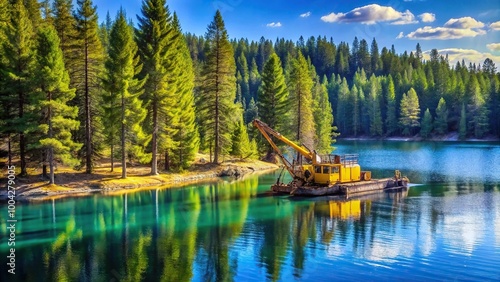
[1,141,500,281]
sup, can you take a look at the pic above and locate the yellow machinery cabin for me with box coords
[301,154,366,185]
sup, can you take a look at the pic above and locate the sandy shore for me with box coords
[0,158,279,202]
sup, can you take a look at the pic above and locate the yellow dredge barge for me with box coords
[253,119,409,197]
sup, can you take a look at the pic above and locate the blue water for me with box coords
[1,141,500,281]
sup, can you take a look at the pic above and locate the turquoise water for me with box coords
[1,141,500,281]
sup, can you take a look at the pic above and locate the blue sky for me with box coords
[93,0,500,66]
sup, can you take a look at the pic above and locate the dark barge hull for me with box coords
[271,178,408,196]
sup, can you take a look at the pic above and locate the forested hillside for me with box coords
[1,0,499,182]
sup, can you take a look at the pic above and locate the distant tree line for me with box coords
[1,0,499,183]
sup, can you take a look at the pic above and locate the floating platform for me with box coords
[271,177,408,197]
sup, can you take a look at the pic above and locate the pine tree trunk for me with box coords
[42,151,48,179]
[121,92,126,179]
[151,100,158,175]
[214,39,220,164]
[18,85,27,176]
[85,41,92,174]
[48,94,55,184]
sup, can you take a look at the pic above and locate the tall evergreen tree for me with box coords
[104,9,148,178]
[73,0,104,173]
[459,103,467,140]
[231,114,257,159]
[313,77,337,153]
[336,78,350,135]
[35,26,81,184]
[467,75,489,138]
[399,88,420,136]
[52,0,78,64]
[385,75,398,135]
[434,97,448,135]
[198,10,237,163]
[257,53,289,156]
[136,0,176,174]
[420,108,433,139]
[1,0,36,175]
[368,75,383,136]
[288,51,315,152]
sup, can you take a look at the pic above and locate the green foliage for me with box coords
[104,9,148,178]
[434,97,448,135]
[136,0,177,173]
[169,13,199,169]
[313,77,337,153]
[231,116,258,159]
[198,10,237,163]
[1,0,37,175]
[385,75,398,135]
[420,108,433,139]
[288,51,315,150]
[459,103,467,140]
[35,26,81,183]
[368,75,383,136]
[257,53,289,153]
[399,88,420,136]
[73,0,105,173]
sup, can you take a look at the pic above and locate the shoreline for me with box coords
[338,133,500,142]
[0,159,279,202]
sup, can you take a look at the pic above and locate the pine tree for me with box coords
[385,75,398,135]
[350,84,360,136]
[136,0,176,174]
[420,108,433,139]
[467,75,489,138]
[257,53,289,155]
[169,13,199,170]
[104,9,148,179]
[336,78,350,135]
[35,26,81,184]
[52,0,78,65]
[399,88,420,136]
[313,77,337,153]
[1,0,37,176]
[288,51,316,153]
[73,0,104,173]
[368,75,383,136]
[459,103,467,140]
[434,97,448,135]
[198,10,237,163]
[231,115,257,159]
[23,0,42,31]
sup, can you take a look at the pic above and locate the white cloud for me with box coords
[444,17,484,29]
[321,4,417,25]
[266,22,282,28]
[487,43,500,51]
[490,21,500,30]
[396,32,404,39]
[300,12,311,18]
[407,17,486,40]
[407,26,486,40]
[422,48,500,66]
[419,13,435,23]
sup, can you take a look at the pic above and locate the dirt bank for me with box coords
[0,157,279,202]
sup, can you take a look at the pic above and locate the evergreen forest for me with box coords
[1,0,499,182]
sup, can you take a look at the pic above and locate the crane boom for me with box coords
[252,119,296,178]
[252,119,313,160]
